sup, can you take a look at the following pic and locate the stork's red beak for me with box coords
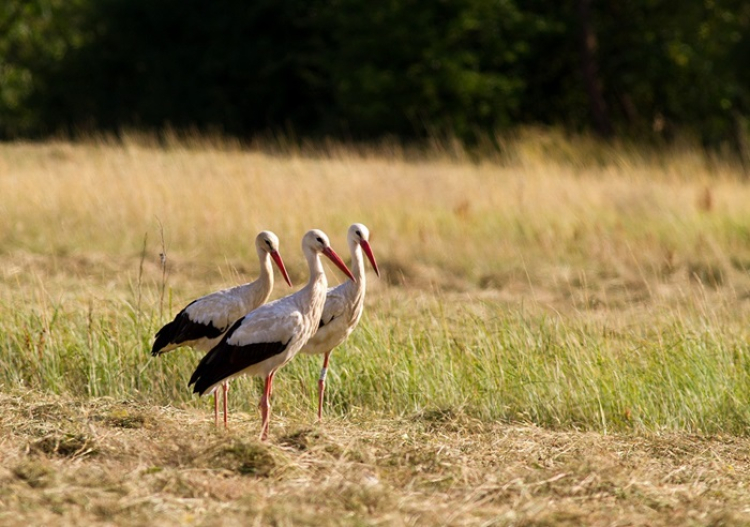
[323,246,356,282]
[360,240,380,277]
[270,250,293,287]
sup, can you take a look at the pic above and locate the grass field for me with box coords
[2,132,750,525]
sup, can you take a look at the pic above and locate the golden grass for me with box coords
[3,132,750,324]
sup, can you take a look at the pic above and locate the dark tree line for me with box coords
[1,0,748,150]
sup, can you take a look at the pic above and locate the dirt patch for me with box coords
[279,428,320,451]
[94,408,152,429]
[12,459,57,488]
[378,258,472,291]
[688,261,726,287]
[29,433,97,458]
[206,439,277,477]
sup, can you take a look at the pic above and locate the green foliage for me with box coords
[17,0,331,136]
[314,0,539,139]
[0,0,89,136]
[0,0,748,147]
[591,0,750,144]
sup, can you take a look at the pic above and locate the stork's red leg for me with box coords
[259,371,275,441]
[213,391,219,427]
[222,381,229,429]
[317,351,331,421]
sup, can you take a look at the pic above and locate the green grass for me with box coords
[3,270,750,436]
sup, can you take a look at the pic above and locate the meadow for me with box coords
[2,132,750,525]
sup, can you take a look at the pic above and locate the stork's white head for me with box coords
[348,223,380,277]
[302,229,356,282]
[255,230,292,287]
[256,231,281,254]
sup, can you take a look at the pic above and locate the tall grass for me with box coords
[2,131,750,434]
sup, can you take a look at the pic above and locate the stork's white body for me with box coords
[300,241,368,357]
[200,267,329,395]
[189,229,355,439]
[160,277,277,354]
[151,231,291,427]
[299,223,379,420]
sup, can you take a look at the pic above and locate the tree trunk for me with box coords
[577,0,614,138]
[734,111,750,178]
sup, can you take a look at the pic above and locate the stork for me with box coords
[189,229,355,440]
[300,223,379,420]
[151,230,292,427]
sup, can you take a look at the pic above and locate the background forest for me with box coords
[1,0,749,152]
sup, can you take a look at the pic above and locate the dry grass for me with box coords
[2,390,750,526]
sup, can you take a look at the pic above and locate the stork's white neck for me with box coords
[292,249,328,327]
[256,248,274,289]
[304,250,327,290]
[349,241,367,287]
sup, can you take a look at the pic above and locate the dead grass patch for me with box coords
[279,428,322,451]
[12,459,57,488]
[2,391,750,526]
[29,433,97,458]
[95,408,152,429]
[207,439,277,477]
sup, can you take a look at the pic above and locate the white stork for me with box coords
[299,223,379,420]
[151,230,292,427]
[189,229,355,440]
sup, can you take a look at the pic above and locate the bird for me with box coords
[189,229,355,440]
[299,223,379,421]
[151,230,293,427]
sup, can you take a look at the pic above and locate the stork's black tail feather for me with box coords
[188,342,218,389]
[151,319,179,356]
[151,302,227,357]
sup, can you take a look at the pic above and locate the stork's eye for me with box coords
[356,230,362,238]
[316,237,324,244]
[265,240,273,248]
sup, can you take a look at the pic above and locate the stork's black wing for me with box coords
[151,302,226,356]
[188,318,289,395]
